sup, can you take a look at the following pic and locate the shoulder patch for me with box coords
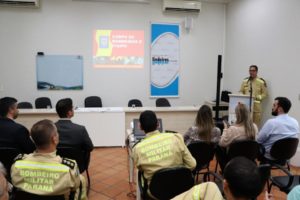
[61,158,76,169]
[132,140,142,149]
[14,154,24,162]
[259,77,267,86]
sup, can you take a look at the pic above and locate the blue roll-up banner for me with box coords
[150,23,180,97]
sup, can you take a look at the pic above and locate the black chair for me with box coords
[35,97,52,109]
[17,102,33,109]
[84,96,102,107]
[0,147,21,180]
[139,167,194,200]
[56,146,91,193]
[14,190,65,200]
[227,140,260,161]
[261,138,299,171]
[268,163,300,194]
[128,99,143,107]
[187,141,216,182]
[155,98,171,107]
[216,140,260,173]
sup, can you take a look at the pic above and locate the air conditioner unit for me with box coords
[0,0,39,8]
[73,0,150,4]
[163,0,201,13]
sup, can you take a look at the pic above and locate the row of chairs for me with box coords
[17,97,172,109]
[138,138,300,199]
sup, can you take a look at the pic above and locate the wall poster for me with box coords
[150,23,180,97]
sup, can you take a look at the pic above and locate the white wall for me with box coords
[0,0,225,107]
[224,0,300,123]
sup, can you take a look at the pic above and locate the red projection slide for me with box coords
[93,30,144,68]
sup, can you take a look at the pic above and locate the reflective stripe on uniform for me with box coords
[193,185,201,200]
[15,160,69,172]
[137,133,174,147]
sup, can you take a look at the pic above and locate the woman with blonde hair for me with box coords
[184,105,221,146]
[219,103,258,147]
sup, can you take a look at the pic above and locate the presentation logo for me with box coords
[99,36,109,48]
[152,57,169,65]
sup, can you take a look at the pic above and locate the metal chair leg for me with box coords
[86,169,90,195]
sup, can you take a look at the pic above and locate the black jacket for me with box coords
[55,119,94,152]
[0,117,35,153]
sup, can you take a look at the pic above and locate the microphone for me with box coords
[247,76,252,83]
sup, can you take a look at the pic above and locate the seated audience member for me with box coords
[223,157,264,200]
[132,110,196,195]
[55,98,93,153]
[219,103,258,148]
[172,157,264,200]
[11,120,87,200]
[184,105,221,145]
[171,182,223,200]
[217,103,258,171]
[288,185,300,200]
[257,97,299,160]
[0,162,9,200]
[0,97,35,153]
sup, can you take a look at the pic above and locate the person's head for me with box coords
[249,65,258,79]
[139,110,158,133]
[223,157,263,200]
[272,97,291,116]
[235,103,255,139]
[0,162,8,200]
[0,97,18,119]
[195,105,214,141]
[56,98,74,118]
[235,103,250,124]
[30,119,59,151]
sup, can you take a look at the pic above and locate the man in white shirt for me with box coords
[257,97,299,159]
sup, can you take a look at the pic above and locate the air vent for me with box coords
[0,0,39,8]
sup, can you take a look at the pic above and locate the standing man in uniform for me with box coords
[11,119,87,200]
[132,110,196,198]
[240,65,268,127]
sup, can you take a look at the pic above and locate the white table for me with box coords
[17,106,201,147]
[17,108,125,147]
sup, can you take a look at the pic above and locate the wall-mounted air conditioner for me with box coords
[0,0,39,8]
[163,0,201,13]
[73,0,150,4]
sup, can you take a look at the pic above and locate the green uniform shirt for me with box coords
[132,130,196,184]
[11,151,82,199]
[171,182,224,200]
[239,76,268,113]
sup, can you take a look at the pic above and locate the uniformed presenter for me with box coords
[239,65,268,127]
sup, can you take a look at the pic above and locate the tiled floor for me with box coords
[86,147,299,200]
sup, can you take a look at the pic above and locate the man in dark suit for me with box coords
[55,98,94,153]
[0,97,35,153]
